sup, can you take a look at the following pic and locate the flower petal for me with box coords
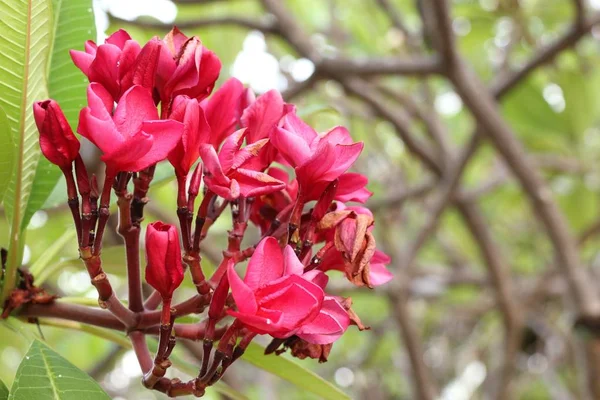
[270,127,312,167]
[113,85,159,138]
[228,262,258,314]
[241,89,284,143]
[203,77,244,148]
[283,245,304,276]
[245,237,284,290]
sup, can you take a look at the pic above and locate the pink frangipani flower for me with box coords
[199,129,285,200]
[167,95,211,177]
[271,112,364,199]
[78,83,183,174]
[156,27,221,107]
[71,29,161,102]
[227,237,349,342]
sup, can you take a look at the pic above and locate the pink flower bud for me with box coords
[145,222,184,299]
[156,28,221,105]
[33,100,80,168]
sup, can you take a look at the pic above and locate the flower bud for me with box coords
[33,100,80,168]
[145,222,184,299]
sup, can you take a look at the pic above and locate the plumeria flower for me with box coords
[227,237,349,343]
[271,112,364,200]
[71,29,161,102]
[78,83,183,175]
[199,129,285,200]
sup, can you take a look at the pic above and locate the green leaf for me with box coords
[242,342,350,400]
[29,228,77,284]
[21,157,62,231]
[19,0,97,234]
[48,0,95,128]
[0,105,16,204]
[0,0,54,303]
[49,245,130,278]
[0,378,9,400]
[9,339,110,400]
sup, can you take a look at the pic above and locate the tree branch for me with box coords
[110,15,280,34]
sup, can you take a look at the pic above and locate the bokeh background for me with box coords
[4,0,600,399]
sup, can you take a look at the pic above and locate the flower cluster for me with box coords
[33,27,391,397]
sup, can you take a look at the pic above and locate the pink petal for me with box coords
[77,107,122,153]
[190,47,221,101]
[372,249,391,264]
[245,237,284,290]
[88,43,122,99]
[199,144,228,185]
[203,77,244,148]
[101,131,153,173]
[118,40,147,90]
[87,82,114,116]
[105,29,132,49]
[297,142,363,186]
[117,40,142,85]
[228,309,283,335]
[69,50,95,76]
[283,245,304,276]
[218,129,245,173]
[167,38,202,95]
[230,139,267,170]
[319,126,354,146]
[260,282,322,330]
[84,40,98,55]
[155,44,177,96]
[227,262,258,314]
[167,96,208,175]
[271,127,312,167]
[368,263,393,286]
[113,86,159,138]
[297,298,350,344]
[130,120,184,170]
[283,112,318,146]
[163,27,189,56]
[241,89,284,143]
[336,173,372,203]
[231,168,286,198]
[302,270,329,289]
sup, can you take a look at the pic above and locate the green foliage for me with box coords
[0,0,54,303]
[0,106,15,204]
[0,379,8,400]
[9,340,110,400]
[241,342,350,400]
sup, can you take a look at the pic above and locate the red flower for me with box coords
[199,129,285,200]
[271,112,363,199]
[33,100,80,168]
[167,95,211,177]
[78,83,183,174]
[70,29,160,102]
[227,237,349,343]
[145,222,184,299]
[156,27,221,107]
